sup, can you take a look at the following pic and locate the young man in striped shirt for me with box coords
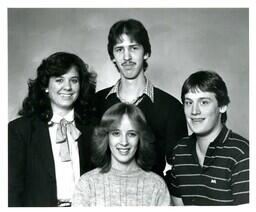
[167,71,249,205]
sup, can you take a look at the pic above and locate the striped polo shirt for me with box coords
[168,125,249,205]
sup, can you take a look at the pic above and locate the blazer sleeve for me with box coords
[8,119,29,206]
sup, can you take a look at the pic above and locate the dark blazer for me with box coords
[8,115,94,207]
[94,86,188,177]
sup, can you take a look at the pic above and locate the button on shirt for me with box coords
[48,110,80,201]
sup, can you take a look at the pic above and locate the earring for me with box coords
[45,89,49,93]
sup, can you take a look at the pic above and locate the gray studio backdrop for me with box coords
[8,8,249,139]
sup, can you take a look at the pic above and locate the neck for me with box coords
[111,159,138,172]
[51,105,73,118]
[119,75,146,101]
[196,123,223,154]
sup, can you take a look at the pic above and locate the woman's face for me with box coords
[109,114,139,170]
[47,67,80,116]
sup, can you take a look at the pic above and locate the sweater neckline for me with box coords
[109,166,144,177]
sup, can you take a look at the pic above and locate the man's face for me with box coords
[184,89,227,138]
[112,34,149,80]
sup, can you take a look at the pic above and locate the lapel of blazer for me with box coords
[32,118,56,179]
[75,118,94,175]
[75,121,84,165]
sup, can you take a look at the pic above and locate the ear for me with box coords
[112,58,116,63]
[143,53,149,60]
[219,105,227,114]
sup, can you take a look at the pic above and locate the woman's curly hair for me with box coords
[18,52,96,124]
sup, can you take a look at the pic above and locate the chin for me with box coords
[189,126,205,135]
[119,157,134,164]
[59,104,74,110]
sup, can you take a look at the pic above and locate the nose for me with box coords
[63,80,72,90]
[120,134,129,146]
[191,102,200,115]
[123,48,132,61]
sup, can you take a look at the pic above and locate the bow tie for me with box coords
[55,118,81,162]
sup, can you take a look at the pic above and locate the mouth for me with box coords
[117,148,130,155]
[122,62,136,69]
[191,118,205,123]
[59,93,74,99]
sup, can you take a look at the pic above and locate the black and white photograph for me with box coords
[1,0,255,209]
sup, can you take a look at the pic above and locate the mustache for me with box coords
[122,61,136,66]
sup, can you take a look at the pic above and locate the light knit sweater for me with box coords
[72,167,171,206]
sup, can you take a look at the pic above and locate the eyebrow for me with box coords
[54,75,79,79]
[114,43,141,48]
[127,129,138,132]
[185,97,212,101]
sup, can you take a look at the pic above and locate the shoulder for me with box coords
[8,115,47,141]
[173,136,193,153]
[177,135,191,143]
[79,168,102,181]
[9,116,29,126]
[153,87,183,108]
[225,130,249,156]
[142,171,167,188]
[95,86,113,98]
[8,115,39,129]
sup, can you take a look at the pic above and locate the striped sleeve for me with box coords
[165,154,181,198]
[231,150,249,204]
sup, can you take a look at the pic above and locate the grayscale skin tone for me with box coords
[112,34,149,103]
[171,89,227,205]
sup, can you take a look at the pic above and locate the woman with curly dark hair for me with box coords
[8,52,96,207]
[72,103,171,206]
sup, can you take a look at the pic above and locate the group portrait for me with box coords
[7,8,249,207]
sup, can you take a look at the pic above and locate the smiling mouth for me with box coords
[191,118,205,122]
[60,93,73,97]
[117,148,130,155]
[59,94,74,100]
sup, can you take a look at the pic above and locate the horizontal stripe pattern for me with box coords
[167,126,249,205]
[179,184,231,192]
[182,194,234,203]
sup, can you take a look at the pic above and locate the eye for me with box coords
[110,130,120,137]
[131,46,139,51]
[70,78,79,84]
[200,100,210,105]
[127,131,138,138]
[114,47,123,53]
[184,100,192,106]
[55,78,63,83]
